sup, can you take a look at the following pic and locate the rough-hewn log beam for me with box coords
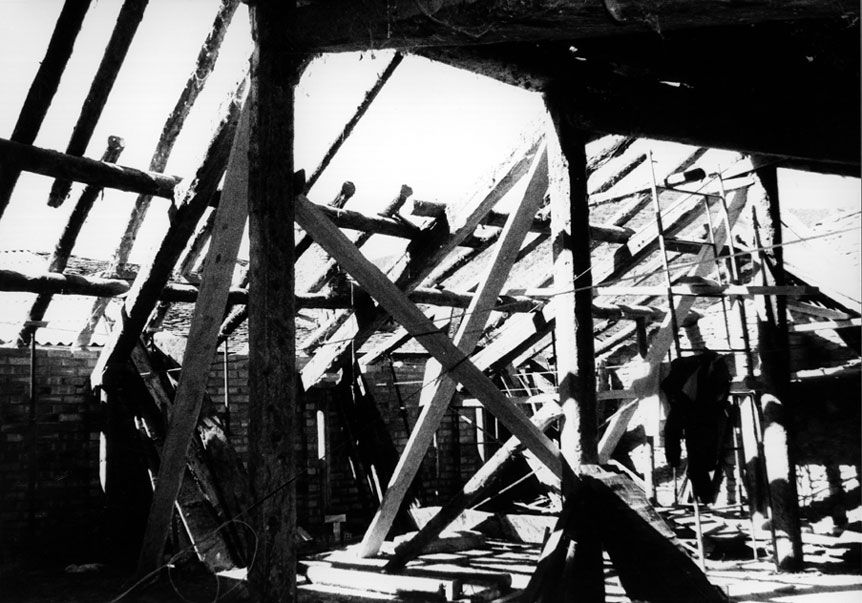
[48,0,150,206]
[546,95,603,601]
[422,23,859,171]
[0,0,92,221]
[0,137,181,200]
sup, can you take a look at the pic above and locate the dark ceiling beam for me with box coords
[419,21,860,172]
[291,0,855,52]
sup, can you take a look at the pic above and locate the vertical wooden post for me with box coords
[247,2,303,601]
[545,93,602,601]
[752,167,803,571]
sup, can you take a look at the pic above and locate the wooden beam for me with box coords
[357,143,550,558]
[546,94,603,601]
[288,0,853,52]
[294,191,562,474]
[595,284,818,297]
[386,402,562,570]
[789,317,862,332]
[411,199,633,243]
[135,101,251,578]
[0,0,92,221]
[0,136,181,200]
[300,125,543,388]
[108,0,241,271]
[305,185,411,294]
[588,467,725,602]
[305,565,460,600]
[546,103,598,468]
[17,137,125,345]
[246,2,302,600]
[89,90,243,387]
[47,0,150,207]
[304,52,403,192]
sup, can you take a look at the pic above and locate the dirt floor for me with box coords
[2,506,860,602]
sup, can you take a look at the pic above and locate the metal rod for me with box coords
[648,150,682,358]
[222,336,231,436]
[27,331,38,536]
[717,174,755,375]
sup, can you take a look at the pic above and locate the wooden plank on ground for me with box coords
[305,565,461,601]
[386,402,562,570]
[357,143,549,558]
[588,467,725,603]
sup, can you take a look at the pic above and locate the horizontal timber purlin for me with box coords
[17,137,126,346]
[0,136,181,200]
[0,265,708,324]
[412,199,633,243]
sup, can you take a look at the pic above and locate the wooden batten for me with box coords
[411,199,634,244]
[0,0,92,221]
[47,0,150,207]
[357,143,550,558]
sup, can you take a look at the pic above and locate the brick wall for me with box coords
[0,347,103,561]
[1,346,479,557]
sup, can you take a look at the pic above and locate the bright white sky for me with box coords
[0,0,858,266]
